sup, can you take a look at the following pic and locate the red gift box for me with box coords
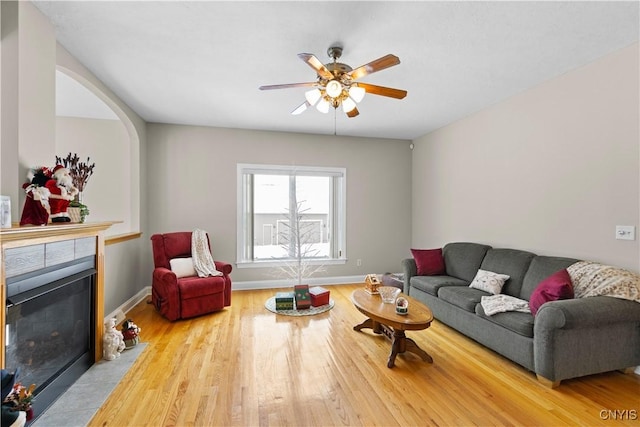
[309,286,330,307]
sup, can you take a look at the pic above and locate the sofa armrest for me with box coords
[535,296,640,330]
[534,296,640,383]
[401,258,417,295]
[214,261,233,275]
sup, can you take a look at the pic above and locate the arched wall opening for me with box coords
[55,67,141,236]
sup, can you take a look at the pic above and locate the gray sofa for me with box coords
[401,242,640,387]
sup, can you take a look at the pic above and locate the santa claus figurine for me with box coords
[45,165,79,223]
[20,167,52,226]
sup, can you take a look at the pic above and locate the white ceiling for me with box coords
[36,1,639,141]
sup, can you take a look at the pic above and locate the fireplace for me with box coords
[5,256,96,419]
[1,222,112,423]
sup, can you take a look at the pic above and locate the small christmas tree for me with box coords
[275,197,325,285]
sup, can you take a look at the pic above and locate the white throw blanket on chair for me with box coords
[191,229,222,277]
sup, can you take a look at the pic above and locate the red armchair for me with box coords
[150,231,232,321]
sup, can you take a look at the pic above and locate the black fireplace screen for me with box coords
[5,258,96,415]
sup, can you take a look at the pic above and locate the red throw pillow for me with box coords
[529,269,574,316]
[411,248,445,276]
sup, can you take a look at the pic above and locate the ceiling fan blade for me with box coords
[291,101,310,115]
[346,107,359,118]
[298,53,334,80]
[259,82,317,90]
[349,54,400,81]
[357,82,407,99]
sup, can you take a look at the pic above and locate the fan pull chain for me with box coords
[334,109,337,135]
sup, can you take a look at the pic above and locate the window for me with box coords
[237,164,346,267]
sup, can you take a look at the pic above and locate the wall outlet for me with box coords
[615,225,635,241]
[356,259,362,267]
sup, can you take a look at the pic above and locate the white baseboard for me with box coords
[635,366,640,376]
[104,287,151,324]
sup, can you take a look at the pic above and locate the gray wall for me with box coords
[412,43,639,271]
[145,123,413,284]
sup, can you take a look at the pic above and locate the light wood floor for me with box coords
[90,284,640,426]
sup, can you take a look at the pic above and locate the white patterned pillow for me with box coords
[169,257,197,278]
[469,269,510,295]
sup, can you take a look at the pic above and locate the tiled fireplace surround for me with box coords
[1,222,113,421]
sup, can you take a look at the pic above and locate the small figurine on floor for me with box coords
[121,319,141,350]
[103,318,125,361]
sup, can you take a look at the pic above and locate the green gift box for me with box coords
[275,291,295,310]
[294,284,311,310]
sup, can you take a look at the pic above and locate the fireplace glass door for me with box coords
[5,260,96,417]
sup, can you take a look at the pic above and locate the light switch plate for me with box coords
[615,225,635,240]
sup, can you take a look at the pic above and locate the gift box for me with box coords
[275,291,295,310]
[309,286,330,307]
[294,284,311,309]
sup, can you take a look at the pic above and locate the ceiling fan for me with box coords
[259,45,407,118]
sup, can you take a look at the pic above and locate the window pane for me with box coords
[237,163,346,266]
[252,174,331,260]
[295,176,330,257]
[254,175,289,214]
[253,174,288,259]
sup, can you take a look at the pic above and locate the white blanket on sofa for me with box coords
[481,295,531,316]
[191,229,222,277]
[567,261,640,303]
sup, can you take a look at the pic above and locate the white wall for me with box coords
[412,43,639,271]
[1,1,56,218]
[146,124,413,284]
[56,116,131,236]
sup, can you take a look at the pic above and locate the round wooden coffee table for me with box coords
[351,288,434,368]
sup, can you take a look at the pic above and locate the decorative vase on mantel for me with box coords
[55,152,95,224]
[68,192,89,223]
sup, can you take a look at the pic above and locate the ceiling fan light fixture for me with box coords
[325,80,343,98]
[316,98,331,114]
[305,88,321,106]
[349,86,366,103]
[342,97,357,113]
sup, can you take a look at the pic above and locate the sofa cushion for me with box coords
[177,275,225,299]
[529,269,574,315]
[442,242,492,282]
[469,269,510,295]
[476,304,535,338]
[411,248,445,276]
[480,248,536,298]
[438,286,488,313]
[520,256,579,300]
[410,275,469,296]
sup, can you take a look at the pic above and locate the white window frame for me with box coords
[236,163,347,268]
